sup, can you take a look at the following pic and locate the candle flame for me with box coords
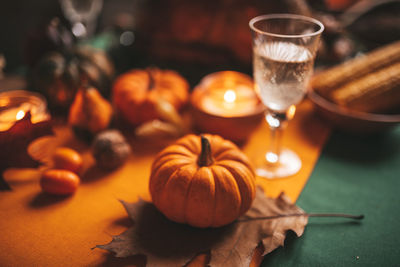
[287,105,296,120]
[224,90,236,103]
[16,110,25,120]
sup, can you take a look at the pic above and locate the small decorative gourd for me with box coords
[40,169,80,195]
[52,147,83,174]
[149,134,256,228]
[92,130,131,170]
[68,85,113,135]
[112,68,189,126]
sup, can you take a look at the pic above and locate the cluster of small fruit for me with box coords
[40,129,131,195]
[40,147,82,195]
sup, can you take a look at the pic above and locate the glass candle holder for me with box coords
[0,90,50,131]
[191,71,265,142]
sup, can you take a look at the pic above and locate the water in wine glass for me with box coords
[253,41,314,112]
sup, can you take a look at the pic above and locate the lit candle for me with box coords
[199,79,261,117]
[0,90,50,131]
[224,89,236,103]
[190,71,265,142]
[0,106,28,131]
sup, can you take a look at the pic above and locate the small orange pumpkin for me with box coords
[149,134,256,228]
[112,68,189,126]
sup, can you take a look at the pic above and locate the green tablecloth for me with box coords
[262,126,400,266]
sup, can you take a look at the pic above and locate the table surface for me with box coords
[263,127,400,267]
[1,99,400,267]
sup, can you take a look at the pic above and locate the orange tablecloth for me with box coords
[0,100,330,267]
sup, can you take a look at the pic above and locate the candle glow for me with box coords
[0,90,50,132]
[16,110,25,120]
[224,90,236,103]
[194,71,264,117]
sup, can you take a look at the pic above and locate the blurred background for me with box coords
[0,0,399,84]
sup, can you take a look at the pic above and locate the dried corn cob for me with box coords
[331,62,400,113]
[312,41,400,96]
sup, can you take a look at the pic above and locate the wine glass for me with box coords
[59,0,103,39]
[249,14,324,179]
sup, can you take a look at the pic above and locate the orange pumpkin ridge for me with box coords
[149,134,256,228]
[185,167,216,227]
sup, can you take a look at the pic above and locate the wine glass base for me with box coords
[255,149,301,179]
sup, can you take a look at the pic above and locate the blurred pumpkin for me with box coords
[325,0,359,10]
[149,134,256,228]
[32,46,114,111]
[112,68,189,126]
[68,85,113,135]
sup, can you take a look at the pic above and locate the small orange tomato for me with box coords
[53,147,83,173]
[40,169,80,195]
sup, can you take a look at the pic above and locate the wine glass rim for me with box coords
[249,13,324,38]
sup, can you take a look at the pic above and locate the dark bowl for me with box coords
[308,90,400,133]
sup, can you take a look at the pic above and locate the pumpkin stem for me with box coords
[146,68,156,91]
[198,135,214,167]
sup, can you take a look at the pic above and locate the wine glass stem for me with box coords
[265,108,293,166]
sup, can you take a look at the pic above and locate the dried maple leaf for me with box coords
[96,187,307,267]
[0,112,52,190]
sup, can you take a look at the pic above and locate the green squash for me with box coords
[32,46,114,111]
